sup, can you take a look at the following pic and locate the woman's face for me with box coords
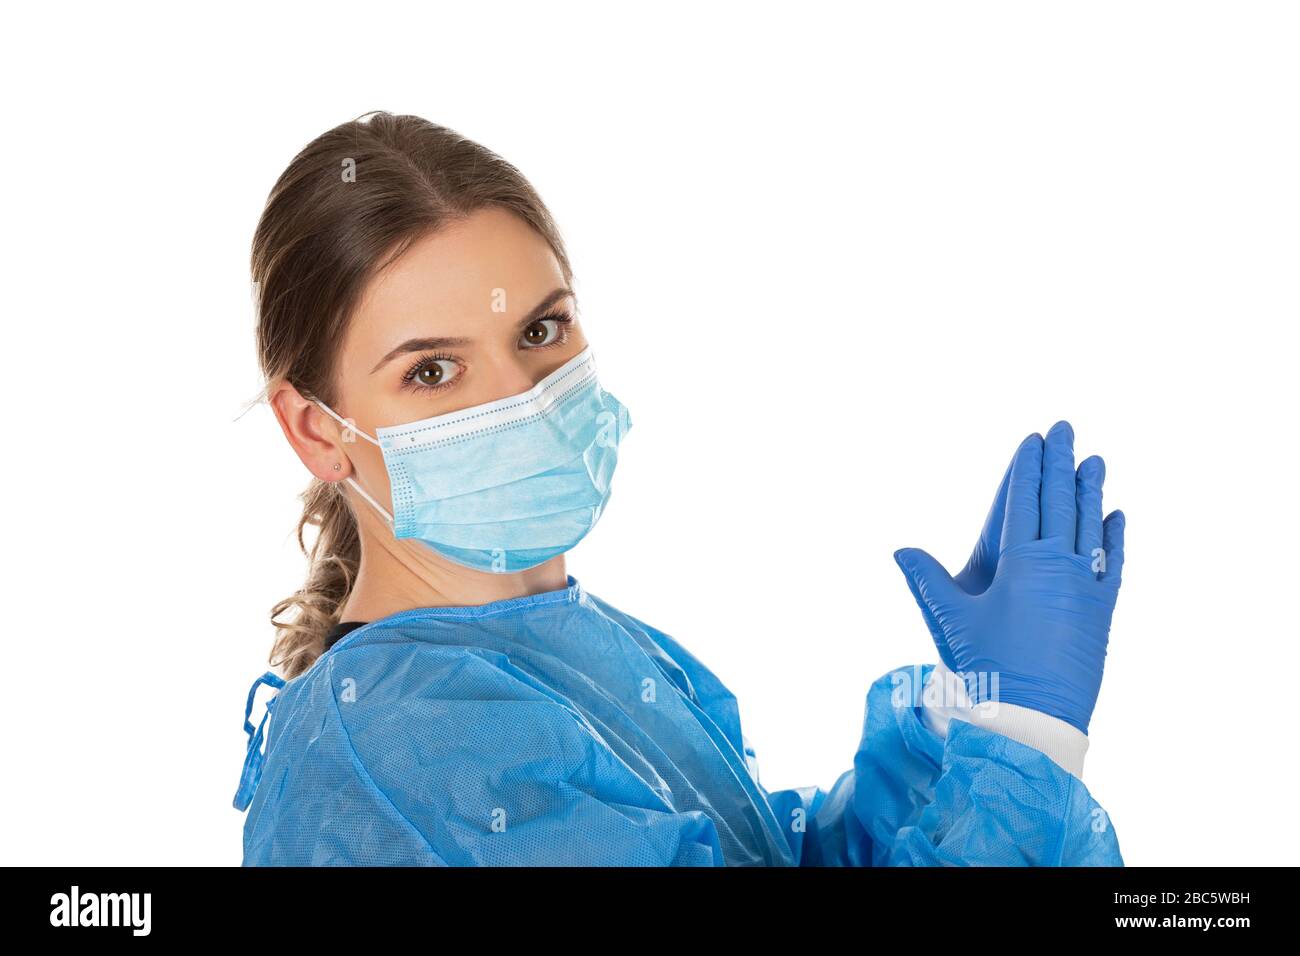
[277,205,587,520]
[336,205,586,431]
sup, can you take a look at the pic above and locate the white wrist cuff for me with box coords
[920,660,1090,780]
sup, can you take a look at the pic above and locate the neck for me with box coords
[337,511,570,623]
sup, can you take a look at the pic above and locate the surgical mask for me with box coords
[314,345,631,574]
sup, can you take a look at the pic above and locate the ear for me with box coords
[267,380,353,483]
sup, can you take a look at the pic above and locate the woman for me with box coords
[233,112,1127,866]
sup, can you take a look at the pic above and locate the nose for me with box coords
[480,354,556,402]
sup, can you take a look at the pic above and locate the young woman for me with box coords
[233,112,1127,866]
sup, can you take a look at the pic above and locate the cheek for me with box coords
[349,444,392,503]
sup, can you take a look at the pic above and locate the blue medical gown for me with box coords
[234,576,1123,865]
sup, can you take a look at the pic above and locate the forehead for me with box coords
[352,206,565,336]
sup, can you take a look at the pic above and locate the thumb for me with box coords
[893,547,964,671]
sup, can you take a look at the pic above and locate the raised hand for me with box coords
[894,421,1126,734]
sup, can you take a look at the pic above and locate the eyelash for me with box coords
[399,310,574,393]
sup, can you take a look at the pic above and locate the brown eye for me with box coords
[408,357,460,389]
[521,318,561,348]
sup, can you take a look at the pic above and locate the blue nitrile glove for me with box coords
[894,421,1126,734]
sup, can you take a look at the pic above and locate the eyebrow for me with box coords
[369,287,576,374]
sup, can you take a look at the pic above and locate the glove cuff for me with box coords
[920,660,1090,780]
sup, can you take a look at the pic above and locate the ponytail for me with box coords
[268,479,360,679]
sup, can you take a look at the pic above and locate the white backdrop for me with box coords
[1,0,1295,866]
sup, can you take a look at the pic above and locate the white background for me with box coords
[1,1,1295,866]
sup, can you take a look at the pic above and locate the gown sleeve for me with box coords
[240,642,726,866]
[755,663,1124,866]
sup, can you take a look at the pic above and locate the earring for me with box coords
[332,463,342,471]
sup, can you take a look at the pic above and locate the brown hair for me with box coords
[251,111,574,679]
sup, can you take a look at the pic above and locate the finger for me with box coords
[1100,509,1126,584]
[1075,455,1105,560]
[1000,432,1044,549]
[954,446,1015,595]
[1039,420,1077,549]
[894,548,964,672]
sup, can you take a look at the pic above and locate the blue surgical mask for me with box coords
[314,345,630,573]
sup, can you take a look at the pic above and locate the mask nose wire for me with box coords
[310,398,396,525]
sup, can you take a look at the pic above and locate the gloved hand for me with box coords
[894,421,1126,734]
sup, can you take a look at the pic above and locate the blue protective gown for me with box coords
[233,575,1123,866]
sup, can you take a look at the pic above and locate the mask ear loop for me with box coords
[311,399,396,525]
[342,475,395,525]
